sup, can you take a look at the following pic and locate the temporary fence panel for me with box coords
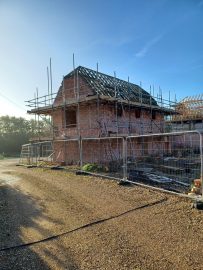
[64,139,80,166]
[126,131,202,194]
[19,131,203,196]
[20,144,33,165]
[19,141,53,165]
[81,137,124,178]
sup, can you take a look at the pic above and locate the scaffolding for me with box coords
[26,65,177,142]
[173,94,203,121]
[25,65,178,165]
[20,61,203,196]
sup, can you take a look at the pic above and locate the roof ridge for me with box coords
[64,65,158,106]
[75,65,140,88]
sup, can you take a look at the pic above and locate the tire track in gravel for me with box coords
[1,162,203,270]
[13,167,165,227]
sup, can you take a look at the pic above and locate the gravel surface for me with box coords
[0,159,203,270]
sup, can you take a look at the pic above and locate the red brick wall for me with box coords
[52,102,165,139]
[51,75,166,164]
[53,138,123,165]
[53,76,94,106]
[53,141,65,163]
[52,74,165,139]
[53,137,169,165]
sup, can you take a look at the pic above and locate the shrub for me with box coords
[82,163,106,172]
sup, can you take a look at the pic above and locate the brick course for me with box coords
[51,75,166,164]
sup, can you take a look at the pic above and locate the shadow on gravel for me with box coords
[0,185,79,270]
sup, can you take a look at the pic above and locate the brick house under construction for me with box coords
[27,66,176,165]
[170,94,203,132]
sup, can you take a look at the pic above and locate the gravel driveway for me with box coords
[0,159,203,270]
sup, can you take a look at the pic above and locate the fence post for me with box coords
[122,137,127,180]
[199,132,203,200]
[28,145,31,165]
[35,144,37,165]
[31,144,33,164]
[79,136,83,169]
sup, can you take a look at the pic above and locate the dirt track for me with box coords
[0,159,203,270]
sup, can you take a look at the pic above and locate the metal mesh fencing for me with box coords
[20,141,53,165]
[81,137,124,178]
[19,131,203,196]
[126,131,202,194]
[64,139,80,167]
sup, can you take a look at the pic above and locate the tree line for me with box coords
[0,115,51,156]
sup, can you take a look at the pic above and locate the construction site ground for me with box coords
[0,159,203,270]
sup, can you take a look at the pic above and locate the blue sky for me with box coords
[0,0,203,118]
